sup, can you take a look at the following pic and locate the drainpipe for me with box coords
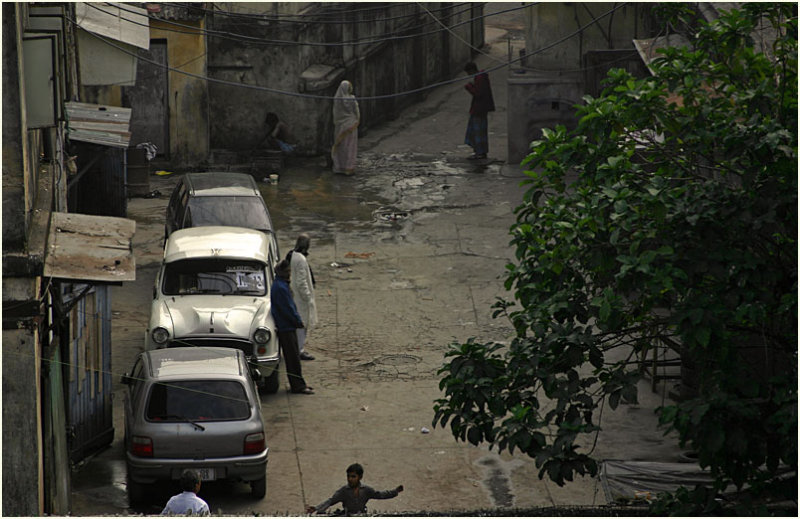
[174,90,179,166]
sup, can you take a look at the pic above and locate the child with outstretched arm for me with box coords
[306,463,403,515]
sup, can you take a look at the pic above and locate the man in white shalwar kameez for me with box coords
[288,233,318,360]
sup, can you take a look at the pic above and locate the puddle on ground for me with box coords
[474,455,526,508]
[260,165,389,238]
[258,155,488,240]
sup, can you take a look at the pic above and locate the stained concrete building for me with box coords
[3,4,136,514]
[206,2,485,160]
[79,3,486,170]
[507,3,655,164]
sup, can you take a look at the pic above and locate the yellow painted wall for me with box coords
[151,19,208,167]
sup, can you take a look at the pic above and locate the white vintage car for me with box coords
[146,226,281,393]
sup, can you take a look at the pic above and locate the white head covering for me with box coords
[333,80,359,132]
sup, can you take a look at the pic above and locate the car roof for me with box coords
[164,226,270,263]
[184,172,260,197]
[144,347,245,379]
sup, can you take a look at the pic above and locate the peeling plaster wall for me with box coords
[3,3,29,250]
[150,19,209,167]
[508,3,654,164]
[2,328,44,516]
[207,3,483,156]
[80,19,209,169]
[524,3,649,70]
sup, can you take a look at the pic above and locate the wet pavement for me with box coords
[69,8,685,516]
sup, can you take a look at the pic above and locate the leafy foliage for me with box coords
[434,3,797,513]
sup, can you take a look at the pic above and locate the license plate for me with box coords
[196,468,216,481]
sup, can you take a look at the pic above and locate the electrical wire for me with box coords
[418,1,533,66]
[86,1,529,48]
[10,347,252,404]
[67,2,630,102]
[87,2,476,47]
[195,1,474,25]
[208,1,419,20]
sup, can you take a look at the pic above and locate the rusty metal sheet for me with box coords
[75,2,150,49]
[44,212,136,282]
[65,101,132,148]
[632,35,691,74]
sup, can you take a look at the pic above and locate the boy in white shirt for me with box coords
[161,469,210,516]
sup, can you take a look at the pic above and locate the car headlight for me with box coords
[151,327,170,345]
[253,327,271,344]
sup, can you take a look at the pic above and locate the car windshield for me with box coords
[162,258,267,296]
[146,380,250,422]
[185,196,272,232]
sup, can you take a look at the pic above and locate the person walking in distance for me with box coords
[463,61,495,160]
[331,80,360,175]
[287,233,318,361]
[270,259,314,394]
[306,463,403,515]
[161,469,210,516]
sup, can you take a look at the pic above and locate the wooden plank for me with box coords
[44,212,136,282]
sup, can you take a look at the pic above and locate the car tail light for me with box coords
[244,432,265,455]
[131,436,153,457]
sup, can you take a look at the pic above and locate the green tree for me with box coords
[433,4,797,514]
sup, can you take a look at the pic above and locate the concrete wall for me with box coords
[524,3,651,70]
[206,3,483,156]
[508,2,655,165]
[2,283,44,517]
[507,74,583,165]
[2,5,71,514]
[80,18,209,168]
[2,3,29,251]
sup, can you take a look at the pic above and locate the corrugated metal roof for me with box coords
[632,34,693,74]
[65,101,132,148]
[75,2,150,49]
[44,212,136,282]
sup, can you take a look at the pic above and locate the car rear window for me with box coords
[185,196,271,232]
[146,380,250,422]
[162,258,267,296]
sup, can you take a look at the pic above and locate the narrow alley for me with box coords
[69,13,682,516]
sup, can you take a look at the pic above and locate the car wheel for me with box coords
[127,474,147,506]
[251,474,267,499]
[260,369,280,394]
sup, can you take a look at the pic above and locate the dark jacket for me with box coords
[315,483,400,515]
[465,71,495,116]
[270,277,304,332]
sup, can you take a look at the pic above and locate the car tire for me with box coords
[127,474,147,506]
[251,475,267,499]
[261,369,280,394]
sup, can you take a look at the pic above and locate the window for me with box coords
[167,181,184,223]
[162,258,267,296]
[129,357,145,403]
[184,196,271,232]
[146,380,250,422]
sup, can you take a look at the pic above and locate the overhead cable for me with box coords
[418,2,519,66]
[86,1,530,48]
[207,1,418,20]
[67,2,630,102]
[189,2,474,25]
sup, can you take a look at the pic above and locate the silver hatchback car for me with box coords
[122,347,268,504]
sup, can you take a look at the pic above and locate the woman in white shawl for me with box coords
[331,80,360,175]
